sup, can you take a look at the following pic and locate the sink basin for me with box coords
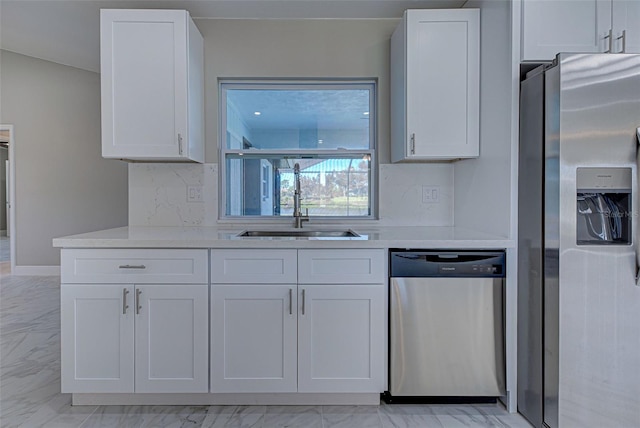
[237,229,360,238]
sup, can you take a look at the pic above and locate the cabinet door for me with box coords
[134,284,208,393]
[612,0,640,53]
[522,0,612,61]
[61,284,134,393]
[297,284,385,393]
[101,9,187,160]
[406,9,479,159]
[210,284,297,393]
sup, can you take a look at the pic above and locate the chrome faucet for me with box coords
[293,163,309,228]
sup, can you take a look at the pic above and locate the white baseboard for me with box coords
[11,265,60,276]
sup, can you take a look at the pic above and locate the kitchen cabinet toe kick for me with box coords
[70,392,382,406]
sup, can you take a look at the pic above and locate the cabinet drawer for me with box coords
[298,249,385,284]
[61,249,208,284]
[211,249,297,284]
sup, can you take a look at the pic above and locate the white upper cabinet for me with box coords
[612,1,640,54]
[100,9,204,162]
[521,0,640,61]
[391,9,480,162]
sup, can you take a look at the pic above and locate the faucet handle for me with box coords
[305,208,309,217]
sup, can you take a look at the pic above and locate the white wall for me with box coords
[455,1,514,238]
[0,50,128,267]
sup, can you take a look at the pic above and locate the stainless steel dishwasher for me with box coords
[386,250,506,402]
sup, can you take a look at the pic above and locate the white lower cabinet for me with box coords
[61,284,134,393]
[297,284,385,393]
[210,284,297,393]
[60,249,209,394]
[61,283,208,393]
[210,248,386,394]
[134,284,208,393]
[61,247,385,398]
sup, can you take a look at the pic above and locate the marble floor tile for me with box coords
[199,406,238,428]
[262,405,322,428]
[16,393,97,428]
[79,405,210,428]
[322,406,382,428]
[322,413,383,428]
[428,405,487,417]
[379,403,437,415]
[437,414,516,427]
[206,405,265,428]
[379,412,444,428]
[493,414,536,428]
[322,405,380,414]
[1,275,63,428]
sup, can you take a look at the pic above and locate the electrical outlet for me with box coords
[187,186,203,203]
[422,186,440,204]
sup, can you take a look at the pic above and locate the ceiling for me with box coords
[0,0,466,73]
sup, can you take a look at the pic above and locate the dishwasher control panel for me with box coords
[389,250,505,278]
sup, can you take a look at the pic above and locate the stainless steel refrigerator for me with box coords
[518,53,640,428]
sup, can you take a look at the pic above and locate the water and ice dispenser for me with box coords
[576,167,631,245]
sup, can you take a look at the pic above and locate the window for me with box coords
[220,80,376,219]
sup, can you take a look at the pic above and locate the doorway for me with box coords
[0,125,14,275]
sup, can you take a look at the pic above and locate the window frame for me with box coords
[218,79,377,222]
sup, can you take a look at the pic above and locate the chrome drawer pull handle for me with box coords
[617,30,626,53]
[122,288,130,314]
[118,264,146,269]
[136,289,142,315]
[604,29,613,53]
[289,289,293,315]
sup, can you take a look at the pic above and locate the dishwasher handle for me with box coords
[390,250,506,278]
[423,254,498,263]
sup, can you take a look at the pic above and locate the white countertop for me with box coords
[52,226,515,249]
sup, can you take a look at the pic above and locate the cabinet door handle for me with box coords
[289,288,293,315]
[122,288,130,314]
[118,264,146,269]
[604,29,613,53]
[178,133,184,155]
[136,288,142,315]
[301,289,306,315]
[410,133,416,155]
[617,30,626,53]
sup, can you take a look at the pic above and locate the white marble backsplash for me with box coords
[128,162,454,227]
[377,163,454,227]
[129,163,218,227]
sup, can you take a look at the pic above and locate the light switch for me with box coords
[422,186,440,204]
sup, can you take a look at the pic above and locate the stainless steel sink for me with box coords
[237,229,360,238]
